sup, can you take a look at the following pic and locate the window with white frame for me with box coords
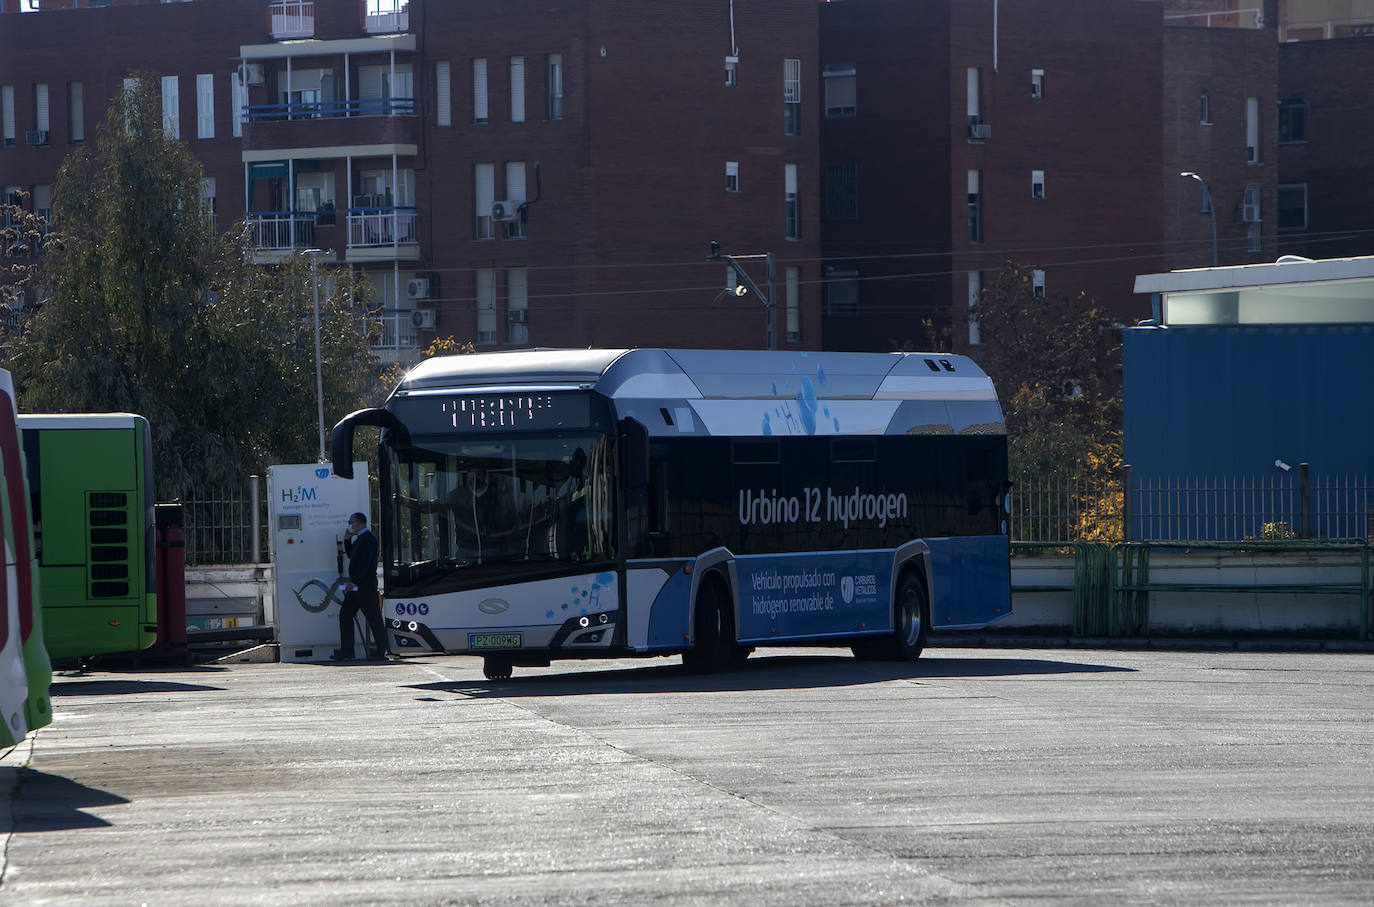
[507,267,529,344]
[547,54,563,120]
[1031,169,1045,199]
[725,161,739,193]
[505,161,526,239]
[1277,183,1307,231]
[2,86,13,147]
[196,74,214,139]
[824,265,858,316]
[231,71,244,138]
[2,187,20,229]
[472,58,488,124]
[1278,97,1306,143]
[161,76,178,138]
[436,61,451,126]
[967,271,982,345]
[1246,96,1260,162]
[1032,269,1046,299]
[474,163,494,239]
[967,170,982,243]
[966,67,982,124]
[35,83,50,136]
[32,184,51,224]
[1031,68,1044,99]
[784,164,800,240]
[783,58,801,135]
[296,172,335,221]
[1199,91,1211,125]
[823,63,855,117]
[724,57,737,87]
[199,177,216,226]
[825,163,857,219]
[509,56,525,123]
[785,266,800,342]
[476,268,497,345]
[68,81,83,143]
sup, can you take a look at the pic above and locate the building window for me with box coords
[507,267,529,345]
[474,162,494,240]
[2,85,14,147]
[1277,183,1307,231]
[784,164,800,240]
[476,268,497,345]
[785,266,801,342]
[504,161,526,239]
[967,170,982,243]
[1031,68,1044,99]
[1032,269,1046,299]
[35,82,50,137]
[436,62,452,127]
[160,76,178,139]
[967,67,982,124]
[1247,222,1262,253]
[68,81,83,144]
[472,58,488,124]
[823,64,855,117]
[967,271,982,345]
[199,177,217,226]
[196,74,214,139]
[547,54,563,120]
[825,163,857,219]
[725,161,739,193]
[724,57,737,87]
[824,265,858,316]
[1031,169,1045,199]
[231,71,244,138]
[1199,92,1211,125]
[509,56,525,123]
[1278,97,1306,143]
[783,58,801,136]
[1246,96,1260,163]
[32,184,51,225]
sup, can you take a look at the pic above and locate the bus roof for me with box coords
[18,414,147,430]
[393,349,1003,438]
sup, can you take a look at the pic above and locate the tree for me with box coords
[0,190,47,326]
[2,75,378,497]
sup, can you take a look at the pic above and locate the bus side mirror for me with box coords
[618,417,649,489]
[331,408,410,479]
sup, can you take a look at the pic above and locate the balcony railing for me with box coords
[365,0,409,34]
[241,97,416,123]
[270,0,314,39]
[247,211,320,251]
[376,309,419,349]
[348,207,417,247]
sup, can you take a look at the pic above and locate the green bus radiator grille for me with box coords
[87,491,132,598]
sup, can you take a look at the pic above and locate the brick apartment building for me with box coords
[0,0,823,362]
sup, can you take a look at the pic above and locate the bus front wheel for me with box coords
[683,577,735,674]
[483,655,513,680]
[853,571,928,662]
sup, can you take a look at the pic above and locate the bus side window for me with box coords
[966,448,995,515]
[648,442,670,542]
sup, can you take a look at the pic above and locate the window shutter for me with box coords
[160,76,178,138]
[69,81,84,142]
[231,73,244,138]
[509,56,525,123]
[476,269,497,344]
[473,58,488,123]
[436,61,451,126]
[2,86,14,143]
[505,161,526,204]
[359,65,384,101]
[35,83,50,132]
[785,164,798,195]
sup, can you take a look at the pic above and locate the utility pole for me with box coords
[300,248,329,462]
[709,241,777,350]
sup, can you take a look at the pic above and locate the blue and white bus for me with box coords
[332,349,1012,679]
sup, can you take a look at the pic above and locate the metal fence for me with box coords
[180,480,266,567]
[1013,469,1374,543]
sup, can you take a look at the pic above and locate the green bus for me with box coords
[19,414,157,661]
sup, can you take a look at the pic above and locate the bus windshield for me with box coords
[384,431,616,594]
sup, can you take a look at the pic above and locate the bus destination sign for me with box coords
[395,393,592,434]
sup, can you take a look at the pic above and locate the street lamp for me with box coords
[1179,171,1217,267]
[300,248,329,462]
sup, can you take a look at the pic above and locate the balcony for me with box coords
[243,96,415,123]
[348,205,417,250]
[365,0,409,34]
[247,211,324,257]
[270,0,314,39]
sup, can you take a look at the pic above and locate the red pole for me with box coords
[155,503,187,651]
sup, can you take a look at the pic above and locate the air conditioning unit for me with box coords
[491,200,518,222]
[411,308,435,329]
[406,278,430,300]
[25,130,48,147]
[244,63,266,86]
[507,308,528,324]
[967,123,992,140]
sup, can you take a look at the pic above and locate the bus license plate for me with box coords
[470,633,521,650]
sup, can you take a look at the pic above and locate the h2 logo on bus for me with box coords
[394,602,430,617]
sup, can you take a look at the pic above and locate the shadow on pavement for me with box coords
[2,768,127,832]
[408,653,1134,698]
[50,680,226,697]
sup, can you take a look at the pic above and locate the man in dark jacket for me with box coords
[332,512,389,661]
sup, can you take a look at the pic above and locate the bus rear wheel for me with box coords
[852,571,928,662]
[682,577,735,674]
[483,655,513,680]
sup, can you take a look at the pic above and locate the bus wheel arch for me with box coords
[853,561,929,662]
[682,570,736,674]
